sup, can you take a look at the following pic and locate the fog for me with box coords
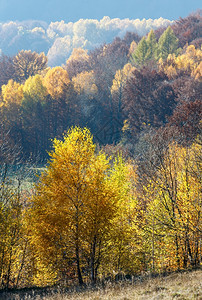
[0,17,172,66]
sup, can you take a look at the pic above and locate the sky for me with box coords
[0,0,201,23]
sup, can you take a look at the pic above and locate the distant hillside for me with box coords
[0,17,172,66]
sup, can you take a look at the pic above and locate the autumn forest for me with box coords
[0,12,201,290]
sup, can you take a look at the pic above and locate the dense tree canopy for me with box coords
[30,127,128,284]
[13,50,48,82]
[0,12,201,290]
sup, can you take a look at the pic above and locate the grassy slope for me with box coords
[57,269,202,300]
[2,269,201,300]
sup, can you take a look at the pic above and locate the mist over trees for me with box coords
[0,11,201,291]
[0,17,172,66]
[0,12,201,158]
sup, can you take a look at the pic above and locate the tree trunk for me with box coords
[90,236,96,284]
[76,243,83,285]
[175,234,180,270]
[75,208,83,286]
[15,239,28,288]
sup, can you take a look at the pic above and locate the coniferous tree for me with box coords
[157,26,179,60]
[131,37,148,66]
[146,29,157,61]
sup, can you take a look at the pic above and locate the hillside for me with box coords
[1,269,201,299]
[0,11,201,292]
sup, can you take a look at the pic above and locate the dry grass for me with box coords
[1,269,202,300]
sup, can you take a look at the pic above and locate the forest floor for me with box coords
[1,268,201,299]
